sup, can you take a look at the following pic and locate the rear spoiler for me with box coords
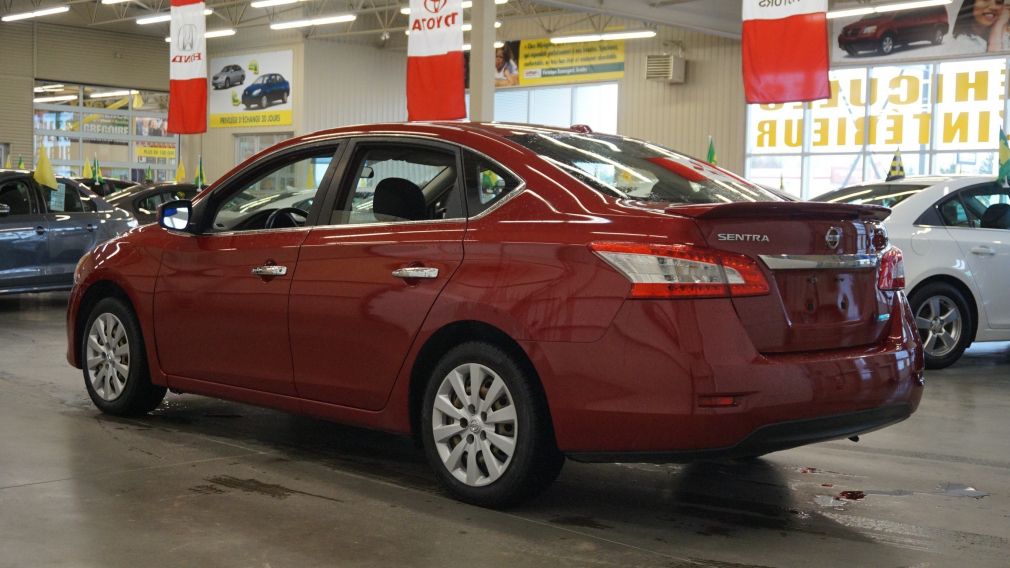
[666,202,891,222]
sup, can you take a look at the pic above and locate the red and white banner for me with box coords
[742,0,829,105]
[168,0,207,133]
[406,0,465,121]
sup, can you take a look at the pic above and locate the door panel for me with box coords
[0,179,50,290]
[155,230,309,394]
[947,226,1010,329]
[289,222,465,409]
[42,182,100,284]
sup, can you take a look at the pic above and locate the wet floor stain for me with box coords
[189,484,225,495]
[205,475,345,503]
[549,515,613,530]
[938,482,989,499]
[696,524,735,537]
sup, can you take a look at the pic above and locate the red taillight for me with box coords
[878,246,905,291]
[871,225,889,251]
[590,242,770,299]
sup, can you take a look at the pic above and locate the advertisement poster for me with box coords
[209,50,293,128]
[465,38,624,88]
[831,1,1010,65]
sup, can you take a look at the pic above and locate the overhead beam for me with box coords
[530,0,741,39]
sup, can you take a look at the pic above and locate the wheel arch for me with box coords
[908,274,979,342]
[407,320,555,443]
[74,280,137,368]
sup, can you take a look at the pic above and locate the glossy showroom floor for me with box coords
[1,293,1008,568]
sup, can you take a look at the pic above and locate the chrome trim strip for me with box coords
[758,254,879,270]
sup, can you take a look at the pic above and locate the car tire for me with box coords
[81,297,166,416]
[879,33,895,55]
[932,27,944,45]
[224,78,231,88]
[260,95,269,108]
[281,91,288,104]
[843,46,856,56]
[909,282,974,370]
[420,341,564,508]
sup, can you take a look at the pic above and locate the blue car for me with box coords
[241,73,290,110]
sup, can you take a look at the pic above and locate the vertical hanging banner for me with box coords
[742,0,829,104]
[168,0,208,133]
[406,0,465,121]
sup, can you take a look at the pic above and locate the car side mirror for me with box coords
[158,199,193,232]
[0,203,10,216]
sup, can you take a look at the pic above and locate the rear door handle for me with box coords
[35,226,46,235]
[251,265,288,277]
[392,266,439,280]
[970,246,996,256]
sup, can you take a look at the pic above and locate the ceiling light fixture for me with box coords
[90,89,139,98]
[100,0,132,5]
[165,28,236,41]
[250,0,300,8]
[550,29,656,44]
[826,0,951,19]
[137,8,212,25]
[2,6,70,23]
[33,94,77,103]
[269,13,356,30]
[33,84,65,93]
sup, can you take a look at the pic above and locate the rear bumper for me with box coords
[568,403,912,463]
[526,294,924,456]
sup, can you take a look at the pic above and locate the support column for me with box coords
[468,0,496,122]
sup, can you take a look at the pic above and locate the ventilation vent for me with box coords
[646,53,686,84]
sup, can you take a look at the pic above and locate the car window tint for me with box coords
[939,198,977,227]
[330,145,462,225]
[138,193,168,214]
[80,192,98,213]
[462,151,521,216]
[42,182,85,213]
[0,180,34,215]
[213,150,334,232]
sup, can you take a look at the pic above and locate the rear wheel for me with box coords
[82,297,166,415]
[932,27,944,45]
[909,282,973,369]
[421,342,564,508]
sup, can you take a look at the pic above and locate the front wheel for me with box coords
[879,34,895,55]
[82,297,166,415]
[421,342,564,508]
[909,283,973,369]
[260,95,269,108]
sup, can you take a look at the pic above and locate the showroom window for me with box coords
[466,82,619,134]
[745,57,1010,198]
[32,81,179,183]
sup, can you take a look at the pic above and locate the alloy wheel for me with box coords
[881,36,894,54]
[431,363,517,487]
[86,313,131,401]
[915,295,962,358]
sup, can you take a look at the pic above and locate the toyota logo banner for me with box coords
[742,0,830,105]
[406,0,465,121]
[168,0,208,133]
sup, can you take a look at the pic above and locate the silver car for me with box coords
[0,171,137,294]
[212,64,245,89]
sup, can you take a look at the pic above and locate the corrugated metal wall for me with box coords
[498,16,745,172]
[0,23,35,166]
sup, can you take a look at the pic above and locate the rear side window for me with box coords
[0,180,35,215]
[462,152,521,216]
[42,182,85,213]
[939,198,976,227]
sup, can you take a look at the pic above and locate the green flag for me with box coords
[706,137,717,166]
[194,155,205,187]
[92,156,103,184]
[145,165,154,183]
[999,128,1010,184]
[17,155,25,169]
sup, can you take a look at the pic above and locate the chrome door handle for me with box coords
[35,226,46,235]
[251,265,288,277]
[392,266,439,280]
[970,246,996,256]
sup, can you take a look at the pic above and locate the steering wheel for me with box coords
[264,207,308,229]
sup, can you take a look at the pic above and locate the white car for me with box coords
[816,176,1010,369]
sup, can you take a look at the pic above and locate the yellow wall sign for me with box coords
[518,39,625,87]
[210,110,293,128]
[135,145,177,159]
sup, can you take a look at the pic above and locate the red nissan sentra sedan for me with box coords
[67,122,924,507]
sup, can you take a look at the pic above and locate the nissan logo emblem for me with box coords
[825,227,843,250]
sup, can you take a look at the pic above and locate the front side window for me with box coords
[213,148,335,232]
[331,144,462,225]
[507,131,782,204]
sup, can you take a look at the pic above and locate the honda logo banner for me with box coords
[406,0,465,121]
[742,0,829,104]
[168,0,207,133]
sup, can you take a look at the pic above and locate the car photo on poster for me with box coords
[212,64,245,90]
[241,73,290,110]
[837,5,949,57]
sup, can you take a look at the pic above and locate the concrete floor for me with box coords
[1,292,1008,568]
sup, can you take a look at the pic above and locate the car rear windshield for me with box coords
[814,184,930,208]
[506,131,783,204]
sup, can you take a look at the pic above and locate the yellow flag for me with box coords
[175,160,187,184]
[33,146,58,189]
[82,159,93,179]
[306,163,315,189]
[3,154,10,169]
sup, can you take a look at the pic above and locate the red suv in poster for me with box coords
[838,6,949,56]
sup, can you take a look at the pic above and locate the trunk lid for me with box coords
[672,202,893,353]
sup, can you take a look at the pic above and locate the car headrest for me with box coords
[373,178,425,222]
[980,203,1010,230]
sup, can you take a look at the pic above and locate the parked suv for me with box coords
[212,64,245,89]
[838,6,948,56]
[241,73,290,109]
